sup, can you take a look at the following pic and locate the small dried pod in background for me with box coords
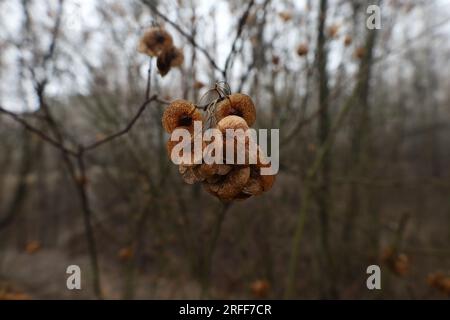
[296,43,309,56]
[215,94,256,126]
[156,46,184,76]
[344,35,352,47]
[250,279,270,298]
[162,99,202,133]
[138,27,173,57]
[354,46,366,59]
[278,11,293,22]
[327,24,340,38]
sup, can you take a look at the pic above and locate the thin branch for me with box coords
[223,0,256,80]
[42,0,64,68]
[145,57,153,100]
[0,106,78,156]
[84,95,158,151]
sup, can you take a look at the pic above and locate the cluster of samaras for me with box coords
[162,93,276,202]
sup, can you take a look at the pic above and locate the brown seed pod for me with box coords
[344,35,352,47]
[393,253,410,276]
[198,163,232,177]
[118,247,134,261]
[218,116,256,165]
[427,272,446,288]
[138,27,173,57]
[25,241,41,254]
[215,94,256,126]
[162,99,202,133]
[217,115,249,132]
[193,80,205,90]
[242,163,276,195]
[327,24,340,38]
[250,279,270,298]
[242,176,264,196]
[179,165,205,184]
[157,46,184,76]
[296,43,309,56]
[204,166,250,201]
[234,192,253,201]
[272,55,280,65]
[354,46,366,59]
[278,11,293,22]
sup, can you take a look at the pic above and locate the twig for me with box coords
[84,95,157,151]
[145,58,153,100]
[223,0,256,80]
[201,202,232,298]
[0,106,78,156]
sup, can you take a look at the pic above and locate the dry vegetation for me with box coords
[0,0,449,299]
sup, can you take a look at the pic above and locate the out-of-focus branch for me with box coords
[222,0,256,80]
[42,0,64,68]
[84,95,158,151]
[0,106,78,156]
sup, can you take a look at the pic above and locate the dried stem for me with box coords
[201,202,232,298]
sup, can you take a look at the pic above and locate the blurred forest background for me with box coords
[0,0,450,299]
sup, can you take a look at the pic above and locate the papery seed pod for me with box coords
[242,175,264,196]
[179,165,203,184]
[296,43,309,56]
[344,35,352,47]
[217,166,250,200]
[354,46,366,59]
[215,94,256,126]
[25,241,41,254]
[206,175,222,184]
[118,247,134,261]
[272,55,280,65]
[327,24,339,38]
[204,166,250,201]
[216,164,232,175]
[393,253,410,276]
[250,279,270,298]
[218,116,256,165]
[193,80,205,90]
[243,163,276,195]
[278,11,293,22]
[157,46,184,76]
[217,115,250,132]
[234,192,253,201]
[427,272,445,288]
[138,27,173,57]
[198,163,232,177]
[162,99,202,133]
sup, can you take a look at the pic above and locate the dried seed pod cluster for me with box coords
[162,93,276,202]
[138,27,184,76]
